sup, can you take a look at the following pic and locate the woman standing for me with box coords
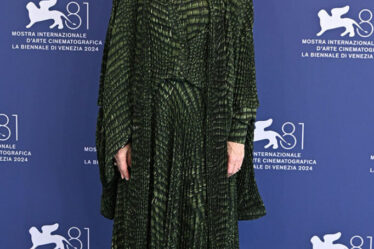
[96,0,267,248]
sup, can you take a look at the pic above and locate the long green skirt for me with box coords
[151,78,209,248]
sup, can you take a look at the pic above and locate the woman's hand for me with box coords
[227,141,244,177]
[114,143,132,180]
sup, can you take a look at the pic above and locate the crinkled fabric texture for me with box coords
[96,0,267,248]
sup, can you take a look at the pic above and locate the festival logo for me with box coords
[0,113,32,165]
[29,223,90,249]
[26,0,78,30]
[310,232,374,249]
[316,5,369,37]
[254,119,292,150]
[253,119,317,173]
[9,0,103,52]
[301,4,374,60]
[311,232,348,249]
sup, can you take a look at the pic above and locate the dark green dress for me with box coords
[149,0,210,247]
[96,0,267,248]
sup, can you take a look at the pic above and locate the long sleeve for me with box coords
[227,0,260,144]
[95,0,136,219]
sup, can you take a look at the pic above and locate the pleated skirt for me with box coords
[149,77,209,248]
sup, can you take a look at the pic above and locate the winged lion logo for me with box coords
[316,5,368,37]
[26,0,77,29]
[29,223,77,249]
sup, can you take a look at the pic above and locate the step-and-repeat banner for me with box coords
[1,0,374,248]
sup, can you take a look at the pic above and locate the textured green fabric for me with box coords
[96,0,266,248]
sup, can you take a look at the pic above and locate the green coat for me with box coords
[96,0,266,247]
